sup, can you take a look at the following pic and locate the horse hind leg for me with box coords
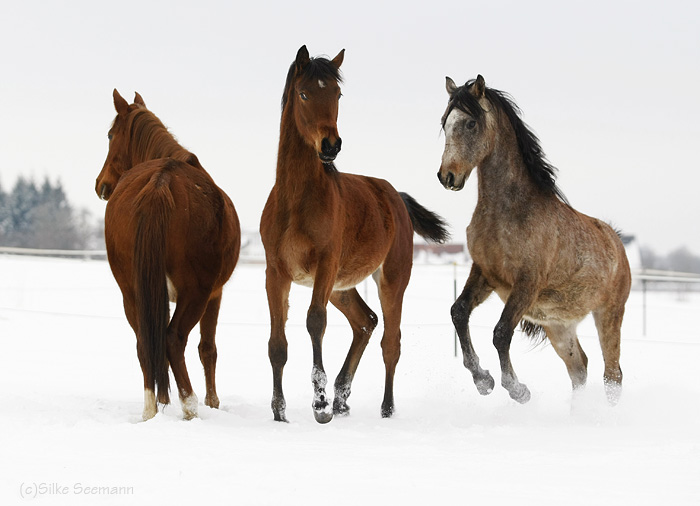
[593,306,624,405]
[329,288,378,416]
[167,293,212,420]
[543,322,588,391]
[198,294,223,409]
[123,293,161,421]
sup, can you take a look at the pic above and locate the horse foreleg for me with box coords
[330,289,378,416]
[494,279,539,404]
[199,293,222,409]
[452,264,495,396]
[265,267,291,422]
[307,261,337,424]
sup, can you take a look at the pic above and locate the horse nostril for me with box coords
[99,183,110,200]
[446,172,455,188]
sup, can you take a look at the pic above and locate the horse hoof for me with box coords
[475,373,495,396]
[509,384,531,404]
[333,398,350,416]
[381,403,395,418]
[604,381,622,406]
[313,409,334,424]
[274,413,289,423]
[205,393,220,409]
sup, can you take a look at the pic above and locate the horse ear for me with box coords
[295,45,310,71]
[472,75,486,98]
[134,92,146,108]
[446,77,458,96]
[331,49,345,68]
[113,89,129,115]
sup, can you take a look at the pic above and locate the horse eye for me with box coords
[300,92,309,101]
[338,92,343,100]
[108,133,113,140]
[466,120,477,130]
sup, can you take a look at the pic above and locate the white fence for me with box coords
[3,247,699,340]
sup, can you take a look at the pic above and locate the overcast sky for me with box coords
[1,0,698,254]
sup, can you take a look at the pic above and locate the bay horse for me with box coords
[437,75,630,405]
[261,46,449,423]
[95,90,240,420]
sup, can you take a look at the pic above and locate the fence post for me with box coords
[642,278,647,337]
[453,262,458,357]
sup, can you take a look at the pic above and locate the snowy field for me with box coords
[1,254,699,505]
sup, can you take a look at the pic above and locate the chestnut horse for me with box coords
[438,75,630,405]
[95,90,240,420]
[261,46,449,423]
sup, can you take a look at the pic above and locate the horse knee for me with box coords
[306,305,327,340]
[381,334,401,367]
[451,298,469,328]
[492,321,513,351]
[268,337,288,368]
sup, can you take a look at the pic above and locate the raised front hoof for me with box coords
[474,372,495,396]
[313,408,334,424]
[507,383,531,404]
[333,398,351,417]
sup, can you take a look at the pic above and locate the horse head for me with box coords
[438,75,495,191]
[284,45,345,165]
[95,89,146,200]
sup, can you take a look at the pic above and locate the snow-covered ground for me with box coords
[1,254,698,505]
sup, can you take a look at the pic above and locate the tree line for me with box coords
[0,176,102,250]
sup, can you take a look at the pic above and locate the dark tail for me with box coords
[399,192,450,243]
[133,173,174,405]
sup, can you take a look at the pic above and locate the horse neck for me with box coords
[128,112,194,168]
[475,120,543,211]
[274,107,328,200]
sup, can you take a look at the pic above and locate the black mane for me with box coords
[281,56,343,112]
[443,80,569,205]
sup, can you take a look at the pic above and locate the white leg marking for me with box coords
[181,392,199,420]
[142,388,157,421]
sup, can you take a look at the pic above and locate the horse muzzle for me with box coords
[319,137,342,163]
[437,169,465,191]
[97,182,112,201]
